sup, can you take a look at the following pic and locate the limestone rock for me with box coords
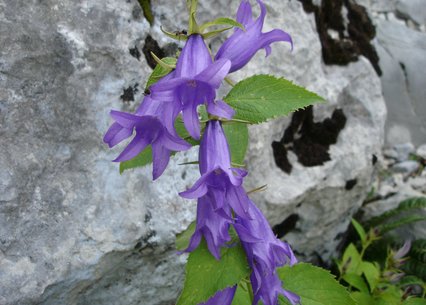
[0,0,386,304]
[416,144,426,160]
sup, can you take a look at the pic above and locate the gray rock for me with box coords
[393,142,415,162]
[384,148,399,160]
[396,0,426,25]
[392,160,420,174]
[375,20,426,145]
[416,144,426,159]
[0,0,386,304]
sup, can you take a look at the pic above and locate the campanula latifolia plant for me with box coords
[104,1,361,304]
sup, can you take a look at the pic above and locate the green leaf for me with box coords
[202,26,234,39]
[375,285,403,305]
[176,239,251,305]
[399,275,425,287]
[378,215,426,234]
[223,122,249,165]
[360,262,380,292]
[342,273,369,293]
[367,197,426,227]
[138,0,154,25]
[231,281,252,305]
[278,263,356,305]
[200,17,244,32]
[403,297,426,305]
[352,218,367,244]
[410,239,426,263]
[176,221,196,251]
[350,291,375,305]
[223,75,325,124]
[145,57,177,89]
[339,243,362,276]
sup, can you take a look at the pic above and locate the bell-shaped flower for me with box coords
[183,194,233,260]
[179,120,249,217]
[235,200,299,305]
[199,286,237,305]
[235,200,297,272]
[215,0,292,73]
[104,110,191,180]
[151,35,233,139]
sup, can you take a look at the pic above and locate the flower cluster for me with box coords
[104,1,296,304]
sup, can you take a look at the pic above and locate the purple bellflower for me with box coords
[200,286,237,305]
[180,120,250,217]
[151,35,234,140]
[103,72,191,180]
[215,0,293,73]
[179,120,251,258]
[235,201,299,305]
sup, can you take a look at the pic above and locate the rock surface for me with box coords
[0,0,386,305]
[358,0,426,145]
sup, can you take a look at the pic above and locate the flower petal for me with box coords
[199,286,237,305]
[260,29,293,52]
[113,134,150,162]
[103,122,133,148]
[236,1,253,26]
[175,34,212,78]
[151,142,171,180]
[196,59,231,89]
[182,103,201,140]
[110,110,141,129]
[179,173,210,199]
[207,99,235,119]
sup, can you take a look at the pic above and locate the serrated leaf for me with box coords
[223,122,249,165]
[342,273,369,293]
[399,275,425,287]
[361,262,380,292]
[200,17,244,32]
[176,221,196,251]
[223,75,325,124]
[367,197,426,227]
[145,57,177,89]
[352,218,367,244]
[278,263,356,305]
[378,215,426,234]
[176,239,251,305]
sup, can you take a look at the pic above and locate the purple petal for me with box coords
[113,134,150,162]
[151,142,170,180]
[236,1,253,26]
[199,120,232,174]
[175,34,212,78]
[110,110,141,129]
[103,122,133,148]
[207,99,235,119]
[195,59,231,89]
[199,286,237,305]
[182,103,201,140]
[179,173,210,199]
[161,132,191,151]
[260,29,293,52]
[394,240,411,259]
[283,289,301,305]
[226,186,251,218]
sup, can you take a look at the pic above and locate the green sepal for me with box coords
[199,17,244,32]
[160,26,188,41]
